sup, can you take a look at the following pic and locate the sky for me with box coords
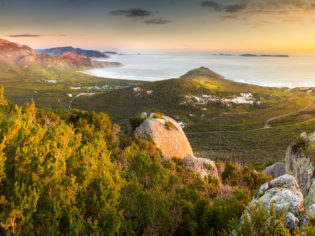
[1,0,315,52]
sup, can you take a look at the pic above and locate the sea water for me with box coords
[86,51,315,88]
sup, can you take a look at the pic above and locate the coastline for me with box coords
[82,67,315,89]
[83,53,315,88]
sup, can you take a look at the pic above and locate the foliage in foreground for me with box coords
[231,201,315,236]
[0,95,313,235]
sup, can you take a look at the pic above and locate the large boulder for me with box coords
[264,162,285,178]
[135,114,193,158]
[285,132,315,208]
[183,156,219,179]
[245,175,304,230]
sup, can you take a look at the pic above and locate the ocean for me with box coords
[86,51,315,88]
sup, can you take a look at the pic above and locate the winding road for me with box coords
[69,93,88,109]
[186,99,315,135]
[264,99,315,128]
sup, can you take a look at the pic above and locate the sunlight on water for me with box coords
[86,52,315,88]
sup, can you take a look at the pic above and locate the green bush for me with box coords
[232,201,290,235]
[165,121,177,130]
[129,116,146,131]
[0,102,123,235]
[231,202,315,236]
[152,112,164,119]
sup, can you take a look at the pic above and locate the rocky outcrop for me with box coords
[237,132,315,232]
[245,175,304,230]
[264,162,285,178]
[183,156,219,179]
[135,114,193,158]
[285,132,315,208]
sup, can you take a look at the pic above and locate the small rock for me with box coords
[243,175,304,230]
[183,156,219,179]
[264,162,285,178]
[285,212,300,230]
[140,112,147,119]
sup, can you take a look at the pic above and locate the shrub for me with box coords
[165,121,177,130]
[301,211,315,235]
[0,102,123,235]
[221,162,271,190]
[129,116,145,131]
[232,201,290,235]
[222,162,242,186]
[152,112,164,119]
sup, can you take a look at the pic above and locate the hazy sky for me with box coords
[1,0,315,52]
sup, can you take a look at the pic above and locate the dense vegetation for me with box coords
[0,91,313,235]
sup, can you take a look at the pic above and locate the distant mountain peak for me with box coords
[0,38,37,59]
[0,39,10,44]
[58,51,85,58]
[180,67,223,79]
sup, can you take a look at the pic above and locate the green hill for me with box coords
[72,67,315,164]
[74,67,311,127]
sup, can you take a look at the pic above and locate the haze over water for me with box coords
[87,52,315,88]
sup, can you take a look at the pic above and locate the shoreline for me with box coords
[88,54,315,88]
[78,69,144,83]
[81,69,315,89]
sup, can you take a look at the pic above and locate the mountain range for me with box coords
[0,39,120,72]
[37,46,109,58]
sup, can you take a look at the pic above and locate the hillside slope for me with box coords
[74,67,313,128]
[73,67,315,164]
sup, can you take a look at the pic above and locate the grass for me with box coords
[190,120,315,165]
[0,70,141,109]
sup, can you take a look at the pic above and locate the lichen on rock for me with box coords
[182,156,219,179]
[285,132,315,208]
[264,162,285,178]
[244,175,304,230]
